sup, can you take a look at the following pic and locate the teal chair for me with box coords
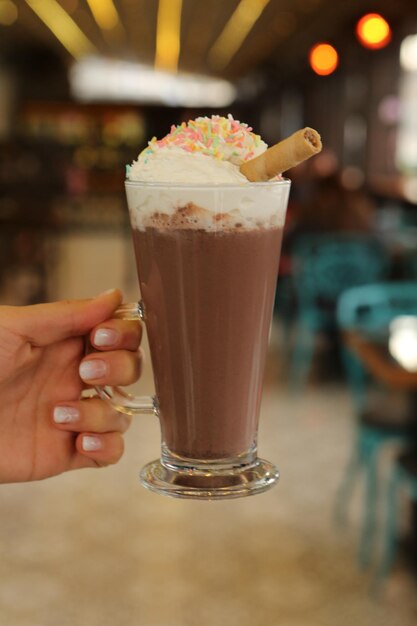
[377,448,417,586]
[335,281,417,567]
[290,235,389,388]
[403,250,417,280]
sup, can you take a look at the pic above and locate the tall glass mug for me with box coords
[97,179,290,499]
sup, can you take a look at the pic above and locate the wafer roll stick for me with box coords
[240,127,322,182]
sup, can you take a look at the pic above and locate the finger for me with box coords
[71,432,125,469]
[52,398,132,434]
[90,319,142,352]
[79,350,143,386]
[5,289,123,347]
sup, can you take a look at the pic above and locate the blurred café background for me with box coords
[1,1,417,625]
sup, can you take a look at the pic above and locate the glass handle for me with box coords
[94,302,158,416]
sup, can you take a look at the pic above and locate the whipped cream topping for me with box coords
[128,148,248,184]
[125,114,289,232]
[127,115,267,184]
[125,181,290,232]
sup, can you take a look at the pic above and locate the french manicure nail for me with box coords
[53,406,80,424]
[79,359,107,381]
[82,436,102,452]
[94,328,118,347]
[98,288,117,296]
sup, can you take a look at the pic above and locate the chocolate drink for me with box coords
[132,207,283,461]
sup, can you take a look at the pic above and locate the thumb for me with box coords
[5,289,123,346]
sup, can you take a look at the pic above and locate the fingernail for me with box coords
[98,288,117,297]
[53,406,79,424]
[79,359,107,381]
[82,436,102,452]
[93,328,118,347]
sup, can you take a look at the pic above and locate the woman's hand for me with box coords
[0,289,142,483]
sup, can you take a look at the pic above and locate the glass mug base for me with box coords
[139,455,279,500]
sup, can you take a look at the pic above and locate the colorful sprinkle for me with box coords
[139,115,265,164]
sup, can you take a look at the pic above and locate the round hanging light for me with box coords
[309,43,339,76]
[356,13,391,50]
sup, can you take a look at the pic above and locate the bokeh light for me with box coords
[0,0,18,25]
[309,43,339,76]
[356,13,391,50]
[400,34,417,71]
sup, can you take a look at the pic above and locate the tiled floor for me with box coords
[1,339,417,626]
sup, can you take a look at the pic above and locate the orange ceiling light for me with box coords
[356,13,391,50]
[309,43,338,76]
